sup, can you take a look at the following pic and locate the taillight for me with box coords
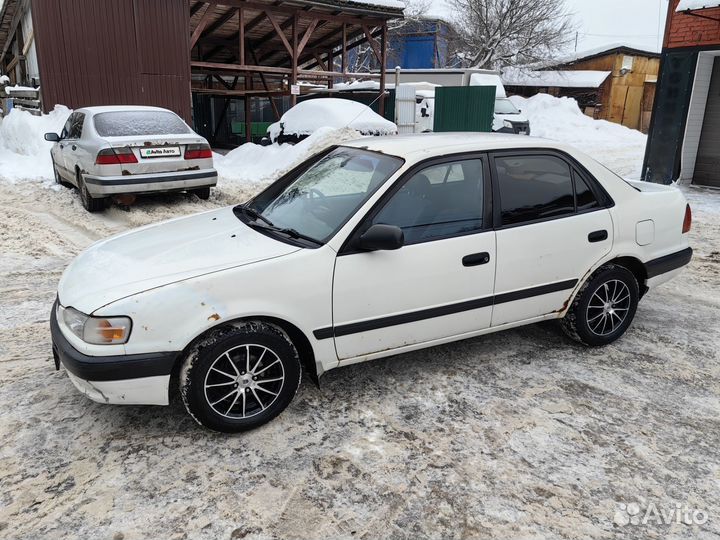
[95,147,138,165]
[682,204,692,234]
[185,143,212,160]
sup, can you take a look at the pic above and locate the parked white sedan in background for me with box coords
[50,133,693,432]
[44,106,216,212]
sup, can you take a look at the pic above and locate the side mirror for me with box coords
[357,224,404,251]
[44,132,60,142]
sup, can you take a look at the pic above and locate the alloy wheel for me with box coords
[586,279,631,336]
[203,344,285,419]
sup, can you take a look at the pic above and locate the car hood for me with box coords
[58,207,301,313]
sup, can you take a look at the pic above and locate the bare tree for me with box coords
[450,0,575,69]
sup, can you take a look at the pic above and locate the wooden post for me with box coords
[341,23,347,76]
[291,14,299,106]
[245,77,253,144]
[379,23,387,117]
[327,48,334,89]
[239,6,245,65]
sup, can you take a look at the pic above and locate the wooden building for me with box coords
[504,45,660,133]
[643,0,720,187]
[0,0,403,144]
[549,45,660,132]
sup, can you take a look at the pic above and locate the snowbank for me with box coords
[0,106,70,182]
[278,98,397,137]
[509,93,647,179]
[214,126,361,186]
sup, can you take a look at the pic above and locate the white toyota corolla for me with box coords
[51,134,693,432]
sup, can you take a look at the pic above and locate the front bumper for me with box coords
[83,169,217,196]
[50,302,177,405]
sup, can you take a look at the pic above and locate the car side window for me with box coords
[60,114,75,139]
[574,170,600,211]
[67,113,85,139]
[495,155,575,226]
[372,159,484,245]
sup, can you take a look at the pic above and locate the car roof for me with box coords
[342,133,575,159]
[75,105,175,115]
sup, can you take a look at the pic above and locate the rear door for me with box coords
[490,151,614,326]
[331,156,496,360]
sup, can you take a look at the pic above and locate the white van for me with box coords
[469,73,530,135]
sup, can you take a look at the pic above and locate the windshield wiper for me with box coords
[234,203,274,227]
[235,204,323,246]
[250,222,324,246]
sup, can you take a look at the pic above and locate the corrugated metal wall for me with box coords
[31,0,191,121]
[433,86,496,132]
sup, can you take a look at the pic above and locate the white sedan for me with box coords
[50,134,693,432]
[44,106,217,212]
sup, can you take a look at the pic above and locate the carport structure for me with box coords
[189,0,404,142]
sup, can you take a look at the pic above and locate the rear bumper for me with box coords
[50,302,177,404]
[645,247,693,288]
[83,169,217,196]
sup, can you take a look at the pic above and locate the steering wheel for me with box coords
[306,188,333,224]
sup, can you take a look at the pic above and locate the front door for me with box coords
[332,156,496,360]
[490,152,614,326]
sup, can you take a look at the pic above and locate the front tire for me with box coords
[561,264,639,346]
[180,321,302,432]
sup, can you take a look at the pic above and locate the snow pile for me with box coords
[214,126,361,186]
[0,106,70,182]
[278,98,397,137]
[676,0,720,11]
[509,93,647,179]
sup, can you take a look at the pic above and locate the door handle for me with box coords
[462,252,490,266]
[59,144,64,149]
[71,145,77,151]
[588,230,608,243]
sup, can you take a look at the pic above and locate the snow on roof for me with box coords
[468,73,506,97]
[545,43,660,67]
[4,84,38,94]
[502,68,611,89]
[279,98,397,136]
[676,0,720,10]
[76,105,175,114]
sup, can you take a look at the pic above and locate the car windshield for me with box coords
[94,111,191,137]
[244,147,404,244]
[495,99,520,114]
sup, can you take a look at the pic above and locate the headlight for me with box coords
[61,306,132,345]
[503,120,513,129]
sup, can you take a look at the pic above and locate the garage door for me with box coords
[695,57,720,187]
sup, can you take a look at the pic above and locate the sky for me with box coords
[427,0,670,55]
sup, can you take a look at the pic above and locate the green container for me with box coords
[433,86,496,132]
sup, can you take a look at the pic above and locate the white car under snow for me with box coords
[267,98,397,144]
[50,133,692,432]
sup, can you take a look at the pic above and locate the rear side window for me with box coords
[94,111,190,137]
[574,171,600,211]
[495,155,575,226]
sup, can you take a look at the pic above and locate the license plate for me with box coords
[518,130,527,135]
[139,146,181,158]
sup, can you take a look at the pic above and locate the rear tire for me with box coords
[180,321,302,432]
[193,187,211,200]
[77,170,106,213]
[561,264,639,346]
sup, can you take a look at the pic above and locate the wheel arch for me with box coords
[171,316,320,387]
[604,255,649,297]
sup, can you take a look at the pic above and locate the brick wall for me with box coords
[666,0,720,48]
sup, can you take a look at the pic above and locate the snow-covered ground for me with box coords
[1,96,719,539]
